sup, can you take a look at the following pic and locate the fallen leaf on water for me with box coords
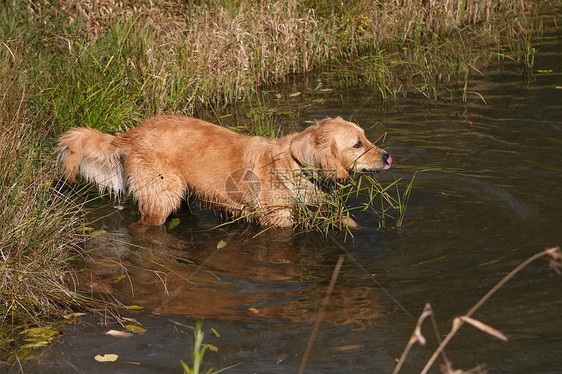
[202,343,218,352]
[63,312,87,319]
[106,330,133,338]
[217,240,227,249]
[537,69,553,73]
[211,328,221,337]
[21,341,50,349]
[125,325,147,334]
[334,344,363,351]
[276,352,289,365]
[94,353,119,362]
[122,317,139,324]
[113,205,125,210]
[168,218,180,230]
[248,307,260,314]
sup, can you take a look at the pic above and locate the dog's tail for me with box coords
[57,127,126,194]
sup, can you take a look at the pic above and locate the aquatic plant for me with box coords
[286,169,423,237]
[178,320,237,374]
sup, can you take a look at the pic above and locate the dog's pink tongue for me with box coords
[384,155,392,170]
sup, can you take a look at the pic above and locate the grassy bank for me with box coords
[0,0,556,361]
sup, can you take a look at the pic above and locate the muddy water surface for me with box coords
[34,32,561,373]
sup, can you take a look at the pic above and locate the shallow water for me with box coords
[32,32,561,373]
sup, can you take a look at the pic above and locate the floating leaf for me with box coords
[125,325,147,334]
[122,317,139,324]
[334,344,363,351]
[248,307,260,314]
[94,353,119,362]
[21,341,49,349]
[537,69,553,73]
[113,204,125,210]
[167,218,180,230]
[124,305,144,310]
[105,330,133,338]
[216,240,227,249]
[211,328,221,337]
[63,312,87,319]
[202,343,218,352]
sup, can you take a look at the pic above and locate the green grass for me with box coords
[288,170,425,238]
[177,321,238,374]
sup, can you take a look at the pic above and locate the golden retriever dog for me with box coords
[58,116,392,227]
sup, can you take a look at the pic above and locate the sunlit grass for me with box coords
[290,171,425,237]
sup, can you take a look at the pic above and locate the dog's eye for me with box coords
[353,141,362,149]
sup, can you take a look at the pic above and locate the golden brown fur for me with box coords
[58,115,392,227]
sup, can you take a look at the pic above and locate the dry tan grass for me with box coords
[26,0,537,111]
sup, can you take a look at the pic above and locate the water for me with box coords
[32,32,561,373]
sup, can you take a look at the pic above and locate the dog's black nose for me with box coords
[381,152,392,170]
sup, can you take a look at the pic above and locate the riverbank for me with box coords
[0,0,558,363]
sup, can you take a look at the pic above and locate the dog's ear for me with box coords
[318,141,349,180]
[290,128,316,168]
[290,125,350,180]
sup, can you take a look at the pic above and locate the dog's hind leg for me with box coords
[128,167,185,226]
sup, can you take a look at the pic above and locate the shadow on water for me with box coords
[32,31,561,373]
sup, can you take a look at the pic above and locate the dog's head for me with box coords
[290,117,391,179]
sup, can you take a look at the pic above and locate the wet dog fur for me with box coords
[58,115,391,227]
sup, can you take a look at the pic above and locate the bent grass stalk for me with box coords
[393,246,562,374]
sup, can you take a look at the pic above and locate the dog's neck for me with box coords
[290,153,337,192]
